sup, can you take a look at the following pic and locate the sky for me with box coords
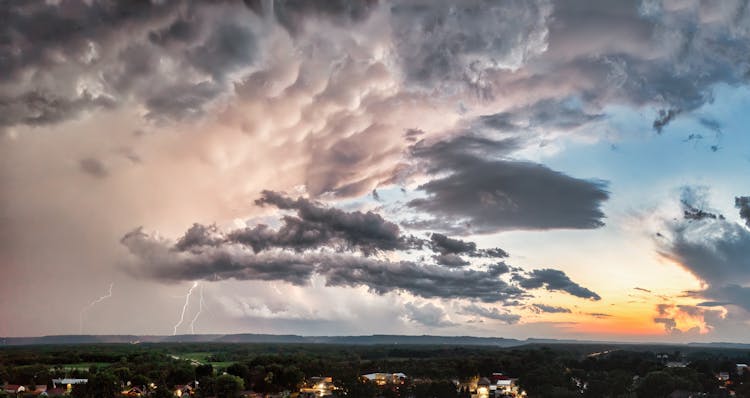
[2,0,750,343]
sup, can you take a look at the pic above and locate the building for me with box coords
[52,378,88,394]
[174,384,194,397]
[360,372,407,386]
[299,376,339,397]
[2,384,25,395]
[122,386,146,396]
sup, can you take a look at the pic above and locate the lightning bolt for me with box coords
[190,284,205,334]
[79,283,114,333]
[173,281,198,335]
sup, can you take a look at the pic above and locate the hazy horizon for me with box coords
[2,0,750,343]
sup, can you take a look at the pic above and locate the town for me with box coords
[2,343,750,398]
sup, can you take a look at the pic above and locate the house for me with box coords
[360,372,407,385]
[52,378,88,393]
[122,386,146,396]
[299,376,339,397]
[668,391,703,398]
[718,372,730,381]
[41,387,67,397]
[737,364,748,375]
[174,384,194,397]
[3,384,25,395]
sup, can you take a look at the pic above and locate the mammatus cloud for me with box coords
[6,0,750,338]
[405,135,610,234]
[123,191,599,309]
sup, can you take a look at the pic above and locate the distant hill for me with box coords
[1,334,748,348]
[0,334,523,346]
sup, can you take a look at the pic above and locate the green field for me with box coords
[178,352,234,368]
[57,362,111,370]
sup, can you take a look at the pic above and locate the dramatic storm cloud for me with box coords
[405,135,610,233]
[513,269,601,300]
[3,0,750,340]
[123,192,598,309]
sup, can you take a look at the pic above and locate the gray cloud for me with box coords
[237,190,409,255]
[432,253,470,268]
[430,233,508,258]
[657,187,750,314]
[406,135,609,233]
[390,0,551,94]
[122,191,601,305]
[654,317,677,333]
[0,1,265,130]
[653,108,681,133]
[659,188,750,288]
[736,196,750,227]
[514,268,601,300]
[78,157,109,178]
[268,0,379,35]
[530,304,572,314]
[124,229,526,303]
[460,303,521,324]
[0,91,115,129]
[480,98,605,133]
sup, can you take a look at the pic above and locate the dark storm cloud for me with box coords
[144,82,223,121]
[268,0,379,34]
[320,261,523,303]
[652,109,681,133]
[430,233,508,258]
[390,0,551,94]
[247,190,408,255]
[78,157,109,178]
[514,268,601,300]
[123,191,601,304]
[188,21,257,81]
[460,303,521,324]
[432,254,469,268]
[123,228,526,303]
[479,99,605,132]
[735,196,750,227]
[175,223,225,251]
[0,0,264,129]
[406,135,609,233]
[0,91,115,129]
[475,0,750,135]
[530,304,572,314]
